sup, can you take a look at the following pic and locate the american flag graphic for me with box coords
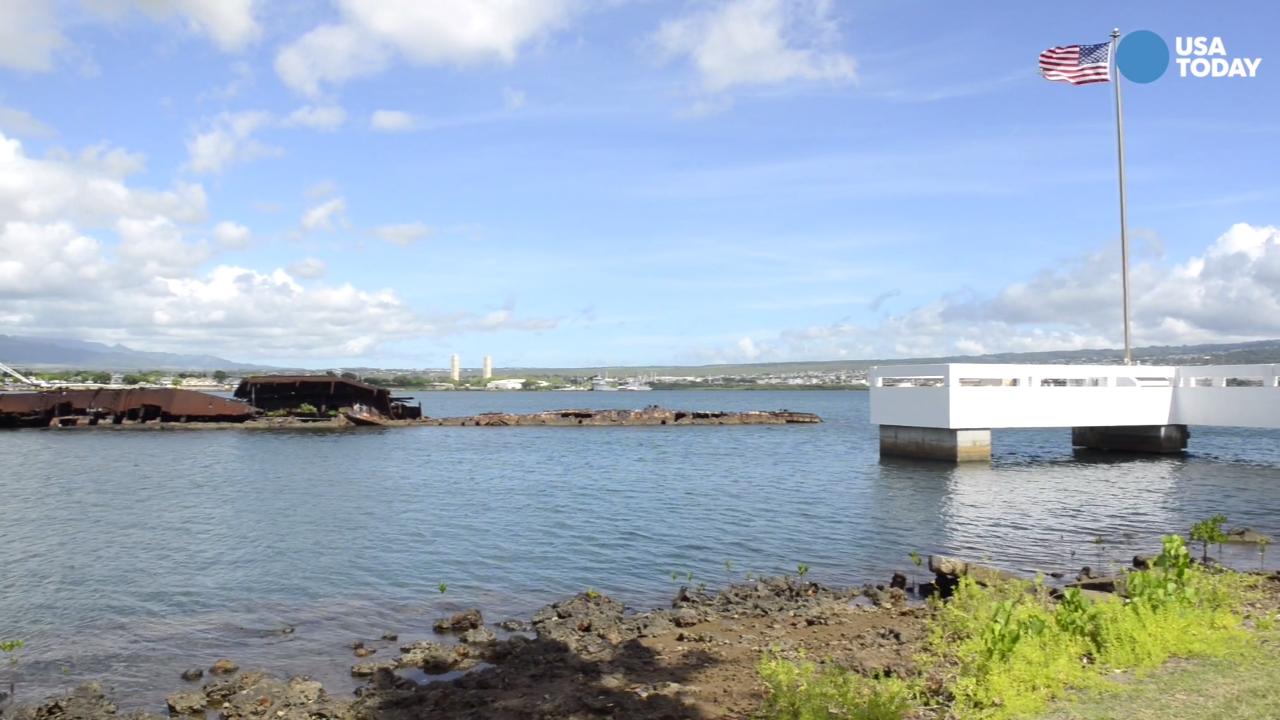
[1039,42,1112,85]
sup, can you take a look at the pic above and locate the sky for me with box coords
[0,1,1278,369]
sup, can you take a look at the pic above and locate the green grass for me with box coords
[756,536,1268,720]
[1037,634,1280,720]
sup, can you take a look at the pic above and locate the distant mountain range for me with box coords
[0,335,272,371]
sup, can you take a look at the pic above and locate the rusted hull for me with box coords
[0,389,254,427]
[234,376,421,420]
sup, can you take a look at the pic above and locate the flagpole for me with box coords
[1110,28,1133,365]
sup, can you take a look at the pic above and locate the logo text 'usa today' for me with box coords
[1116,31,1261,83]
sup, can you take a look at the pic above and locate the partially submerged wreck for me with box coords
[0,388,254,428]
[233,375,422,422]
[424,406,821,426]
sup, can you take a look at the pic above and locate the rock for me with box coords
[460,626,496,645]
[283,678,324,705]
[209,658,239,675]
[497,619,528,632]
[351,660,396,677]
[672,608,700,628]
[964,563,1019,586]
[1227,528,1272,544]
[1076,566,1095,581]
[397,641,458,673]
[280,625,295,635]
[889,572,908,590]
[350,640,365,650]
[380,632,398,641]
[433,608,483,633]
[1066,576,1124,594]
[1132,555,1153,570]
[179,668,203,682]
[928,555,968,576]
[354,646,376,657]
[166,691,205,715]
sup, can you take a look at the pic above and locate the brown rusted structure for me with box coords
[423,406,822,426]
[234,375,422,420]
[0,388,254,428]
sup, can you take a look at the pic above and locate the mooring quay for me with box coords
[870,363,1280,462]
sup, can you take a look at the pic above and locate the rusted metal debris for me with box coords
[423,406,822,426]
[234,375,422,421]
[0,388,254,428]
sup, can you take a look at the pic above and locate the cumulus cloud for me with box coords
[375,222,430,245]
[0,129,555,360]
[0,3,66,72]
[212,220,250,248]
[0,134,205,227]
[284,104,347,131]
[300,197,348,231]
[655,0,855,93]
[133,0,261,51]
[186,105,348,173]
[722,223,1280,362]
[369,109,416,132]
[276,0,578,96]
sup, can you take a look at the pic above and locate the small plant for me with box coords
[759,653,913,720]
[686,571,694,582]
[670,571,679,581]
[437,582,447,594]
[3,639,24,700]
[796,563,810,580]
[1190,514,1228,563]
[908,551,924,591]
[585,588,601,600]
[724,559,734,575]
[297,402,319,415]
[1092,535,1106,569]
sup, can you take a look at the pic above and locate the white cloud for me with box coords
[212,220,250,248]
[0,106,55,138]
[185,110,277,174]
[719,223,1280,362]
[73,142,147,178]
[110,0,261,51]
[375,222,430,245]
[655,0,855,93]
[370,109,416,132]
[276,0,577,95]
[284,104,347,131]
[0,129,555,360]
[301,197,347,231]
[288,257,327,279]
[0,133,206,228]
[0,3,66,72]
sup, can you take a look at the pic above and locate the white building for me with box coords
[486,378,524,390]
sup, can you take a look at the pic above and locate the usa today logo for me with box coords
[1116,31,1262,83]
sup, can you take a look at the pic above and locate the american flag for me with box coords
[1039,42,1112,85]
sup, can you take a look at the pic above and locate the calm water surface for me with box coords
[2,390,1279,707]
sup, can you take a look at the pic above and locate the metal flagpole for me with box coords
[1110,28,1133,365]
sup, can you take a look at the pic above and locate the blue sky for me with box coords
[0,1,1277,369]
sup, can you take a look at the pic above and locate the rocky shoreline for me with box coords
[7,557,1276,720]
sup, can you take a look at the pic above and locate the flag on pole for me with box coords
[1039,42,1112,85]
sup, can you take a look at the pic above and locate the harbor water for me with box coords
[2,390,1279,708]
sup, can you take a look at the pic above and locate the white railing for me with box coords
[870,363,1280,430]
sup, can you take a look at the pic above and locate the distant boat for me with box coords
[590,375,617,392]
[618,380,652,391]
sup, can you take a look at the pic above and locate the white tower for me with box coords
[482,355,493,380]
[450,354,460,382]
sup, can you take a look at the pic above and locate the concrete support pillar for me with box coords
[1071,424,1188,454]
[879,425,991,463]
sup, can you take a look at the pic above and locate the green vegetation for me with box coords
[297,402,318,415]
[3,639,24,698]
[758,655,914,720]
[796,563,810,580]
[437,582,448,594]
[757,535,1264,720]
[1190,514,1228,563]
[1038,633,1280,720]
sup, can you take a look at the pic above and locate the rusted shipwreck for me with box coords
[234,375,421,421]
[425,406,822,426]
[0,388,254,428]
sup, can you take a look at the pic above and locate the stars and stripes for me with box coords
[1039,42,1112,85]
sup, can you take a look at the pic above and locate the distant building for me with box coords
[482,355,493,379]
[486,378,524,391]
[450,354,460,382]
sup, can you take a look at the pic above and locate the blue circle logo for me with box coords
[1117,30,1169,83]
